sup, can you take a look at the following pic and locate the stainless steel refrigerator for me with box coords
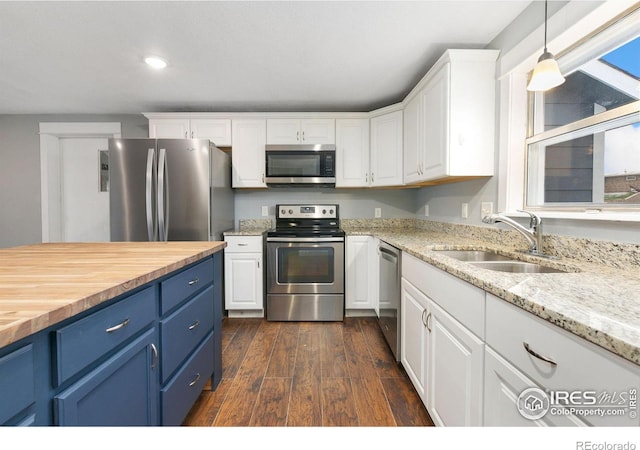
[108,138,233,242]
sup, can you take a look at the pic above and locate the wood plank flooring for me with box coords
[183,316,434,427]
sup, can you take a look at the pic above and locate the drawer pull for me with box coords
[105,318,130,333]
[237,243,249,246]
[150,343,158,370]
[523,342,557,366]
[188,320,200,331]
[188,278,199,286]
[189,373,201,387]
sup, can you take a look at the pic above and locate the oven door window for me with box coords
[267,153,321,177]
[277,246,334,284]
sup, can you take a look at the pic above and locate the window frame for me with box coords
[498,1,640,222]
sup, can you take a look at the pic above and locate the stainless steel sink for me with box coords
[434,250,514,262]
[468,261,568,273]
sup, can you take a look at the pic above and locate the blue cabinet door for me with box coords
[54,329,158,426]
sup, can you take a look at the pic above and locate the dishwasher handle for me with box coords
[379,245,399,263]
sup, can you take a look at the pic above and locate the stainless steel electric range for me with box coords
[266,204,345,321]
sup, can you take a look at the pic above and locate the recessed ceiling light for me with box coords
[145,56,167,69]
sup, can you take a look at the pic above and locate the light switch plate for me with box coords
[375,207,382,218]
[461,203,469,219]
[424,204,429,217]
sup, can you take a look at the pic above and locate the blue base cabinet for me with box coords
[0,251,223,427]
[55,329,158,426]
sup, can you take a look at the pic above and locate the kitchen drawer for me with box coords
[486,293,640,426]
[0,344,35,424]
[160,285,214,383]
[54,286,156,386]
[161,331,214,426]
[224,236,263,253]
[161,258,214,314]
[402,252,485,338]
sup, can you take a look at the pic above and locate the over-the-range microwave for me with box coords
[264,144,336,187]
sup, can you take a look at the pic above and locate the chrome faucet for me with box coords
[482,210,544,255]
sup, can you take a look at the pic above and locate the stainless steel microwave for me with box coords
[265,144,336,187]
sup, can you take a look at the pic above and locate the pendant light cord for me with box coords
[543,0,548,52]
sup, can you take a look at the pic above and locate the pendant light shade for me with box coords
[526,0,565,91]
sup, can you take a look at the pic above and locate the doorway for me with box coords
[40,122,121,242]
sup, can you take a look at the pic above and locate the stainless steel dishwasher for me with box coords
[377,241,401,361]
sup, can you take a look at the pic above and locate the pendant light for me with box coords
[526,0,565,91]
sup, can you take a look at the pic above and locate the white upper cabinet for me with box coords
[148,117,232,146]
[231,119,267,188]
[266,118,335,145]
[370,110,403,187]
[335,118,370,187]
[402,49,499,185]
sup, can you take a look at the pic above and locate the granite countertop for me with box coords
[223,219,272,237]
[344,225,640,366]
[0,241,226,348]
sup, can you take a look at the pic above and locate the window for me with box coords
[525,13,640,212]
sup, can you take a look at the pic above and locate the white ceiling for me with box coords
[0,1,532,114]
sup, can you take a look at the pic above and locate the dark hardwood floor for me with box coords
[183,316,433,427]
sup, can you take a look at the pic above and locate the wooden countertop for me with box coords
[0,241,226,348]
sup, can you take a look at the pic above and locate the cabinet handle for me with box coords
[191,131,194,138]
[188,278,199,286]
[188,320,200,331]
[105,318,130,333]
[421,309,427,327]
[371,172,374,183]
[238,243,248,246]
[426,312,432,333]
[184,131,188,138]
[262,173,265,183]
[189,373,201,387]
[523,342,557,366]
[296,131,300,142]
[150,343,158,370]
[302,131,305,141]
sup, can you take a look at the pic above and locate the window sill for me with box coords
[506,209,640,223]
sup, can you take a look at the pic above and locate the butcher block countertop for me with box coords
[0,241,226,349]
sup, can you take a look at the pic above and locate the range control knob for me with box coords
[289,209,293,215]
[280,209,285,215]
[329,209,334,215]
[322,209,327,215]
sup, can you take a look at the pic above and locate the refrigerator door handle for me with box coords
[145,148,157,241]
[157,148,170,241]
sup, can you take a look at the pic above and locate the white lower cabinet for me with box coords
[400,272,483,426]
[484,346,587,427]
[224,236,263,315]
[484,293,640,427]
[345,236,379,311]
[401,278,429,400]
[427,299,484,426]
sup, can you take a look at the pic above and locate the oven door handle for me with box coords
[266,237,345,243]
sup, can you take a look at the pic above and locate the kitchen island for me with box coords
[0,241,225,426]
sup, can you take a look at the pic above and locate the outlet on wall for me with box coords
[424,204,429,217]
[461,203,469,219]
[261,206,269,217]
[480,202,494,219]
[375,207,382,218]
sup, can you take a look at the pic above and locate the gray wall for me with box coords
[235,188,416,228]
[0,114,148,248]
